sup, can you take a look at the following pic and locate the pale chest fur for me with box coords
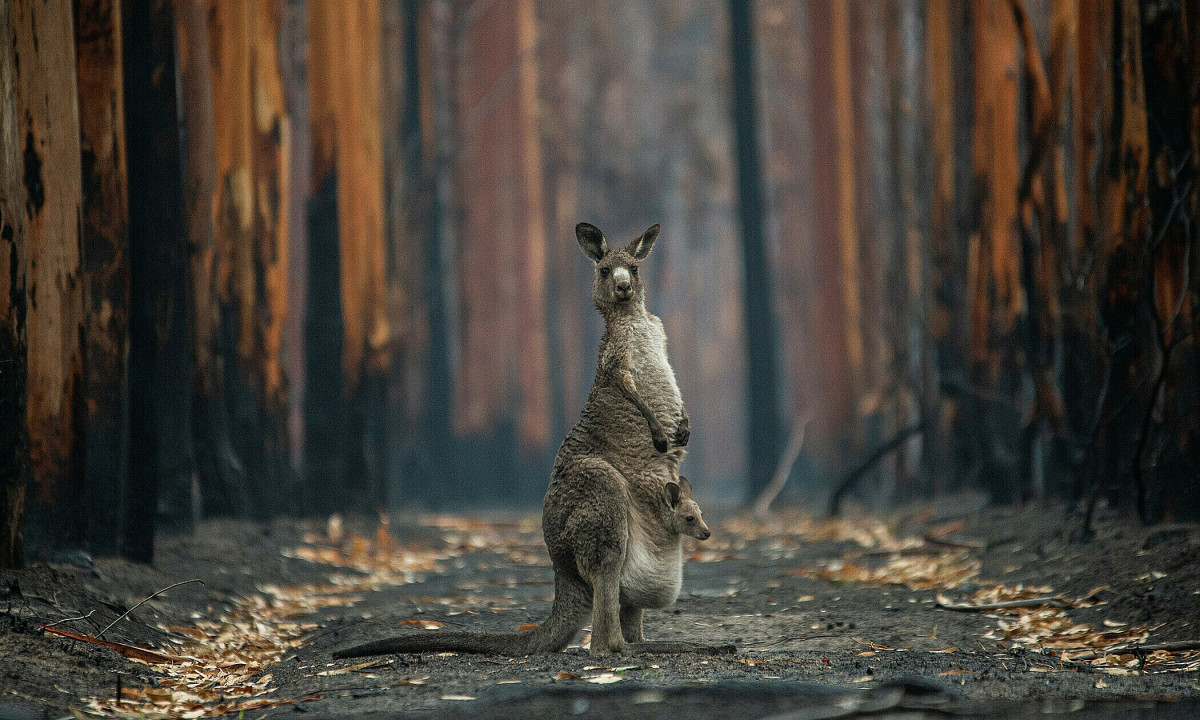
[619,520,683,609]
[613,313,682,415]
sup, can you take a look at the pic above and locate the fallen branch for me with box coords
[753,415,810,519]
[935,596,1069,611]
[827,422,925,517]
[921,534,986,551]
[98,578,204,638]
[1066,640,1200,661]
[40,625,183,664]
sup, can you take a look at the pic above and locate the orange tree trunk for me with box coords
[0,0,30,568]
[968,0,1025,503]
[14,0,88,559]
[177,0,249,518]
[249,0,292,516]
[75,0,131,555]
[306,0,389,512]
[806,0,862,472]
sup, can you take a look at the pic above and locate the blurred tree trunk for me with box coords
[178,0,248,519]
[421,0,458,502]
[248,0,292,516]
[537,0,586,450]
[387,0,454,504]
[1064,0,1113,504]
[0,0,29,568]
[15,0,88,560]
[968,0,1024,504]
[924,0,966,496]
[1095,0,1152,517]
[513,0,550,456]
[759,0,816,485]
[123,0,192,559]
[1134,0,1198,519]
[208,0,257,518]
[848,0,891,499]
[75,0,131,556]
[307,0,389,512]
[887,0,930,499]
[281,0,310,486]
[1012,0,1070,499]
[807,0,863,472]
[729,0,782,501]
[449,0,551,502]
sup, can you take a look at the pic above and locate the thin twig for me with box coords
[98,579,205,639]
[41,609,97,629]
[752,415,810,519]
[1066,640,1200,661]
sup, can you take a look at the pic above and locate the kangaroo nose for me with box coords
[616,281,631,293]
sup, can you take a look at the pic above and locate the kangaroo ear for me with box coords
[576,222,608,263]
[625,223,660,260]
[663,481,682,509]
[677,475,692,498]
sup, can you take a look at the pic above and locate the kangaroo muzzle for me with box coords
[613,266,632,300]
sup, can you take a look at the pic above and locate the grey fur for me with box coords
[333,224,733,659]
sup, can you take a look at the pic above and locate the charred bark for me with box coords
[123,0,193,559]
[0,0,29,568]
[75,0,132,556]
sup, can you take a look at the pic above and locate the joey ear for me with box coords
[663,481,682,509]
[576,222,608,263]
[625,223,660,260]
[677,475,692,498]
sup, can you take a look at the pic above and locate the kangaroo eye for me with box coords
[630,265,638,275]
[686,516,695,522]
[599,267,610,277]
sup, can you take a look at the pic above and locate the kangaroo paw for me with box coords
[673,415,690,447]
[653,434,670,453]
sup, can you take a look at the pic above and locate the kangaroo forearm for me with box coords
[610,368,668,449]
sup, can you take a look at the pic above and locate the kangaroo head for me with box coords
[576,222,660,311]
[663,476,711,541]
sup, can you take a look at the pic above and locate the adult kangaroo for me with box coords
[334,223,733,658]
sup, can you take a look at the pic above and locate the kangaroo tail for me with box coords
[333,572,591,658]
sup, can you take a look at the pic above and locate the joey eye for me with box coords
[599,267,610,277]
[630,265,638,275]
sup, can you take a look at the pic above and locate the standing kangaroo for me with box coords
[334,223,733,658]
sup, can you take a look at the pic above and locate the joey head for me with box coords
[665,476,710,541]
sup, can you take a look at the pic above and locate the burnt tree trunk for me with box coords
[14,0,88,560]
[0,0,29,569]
[177,0,249,519]
[248,0,293,517]
[969,0,1025,504]
[306,0,389,513]
[75,0,132,556]
[123,0,193,558]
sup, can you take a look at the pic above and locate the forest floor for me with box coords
[1,495,1199,719]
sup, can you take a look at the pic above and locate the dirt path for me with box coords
[1,498,1198,718]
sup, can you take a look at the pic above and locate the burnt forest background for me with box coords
[1,0,1199,566]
